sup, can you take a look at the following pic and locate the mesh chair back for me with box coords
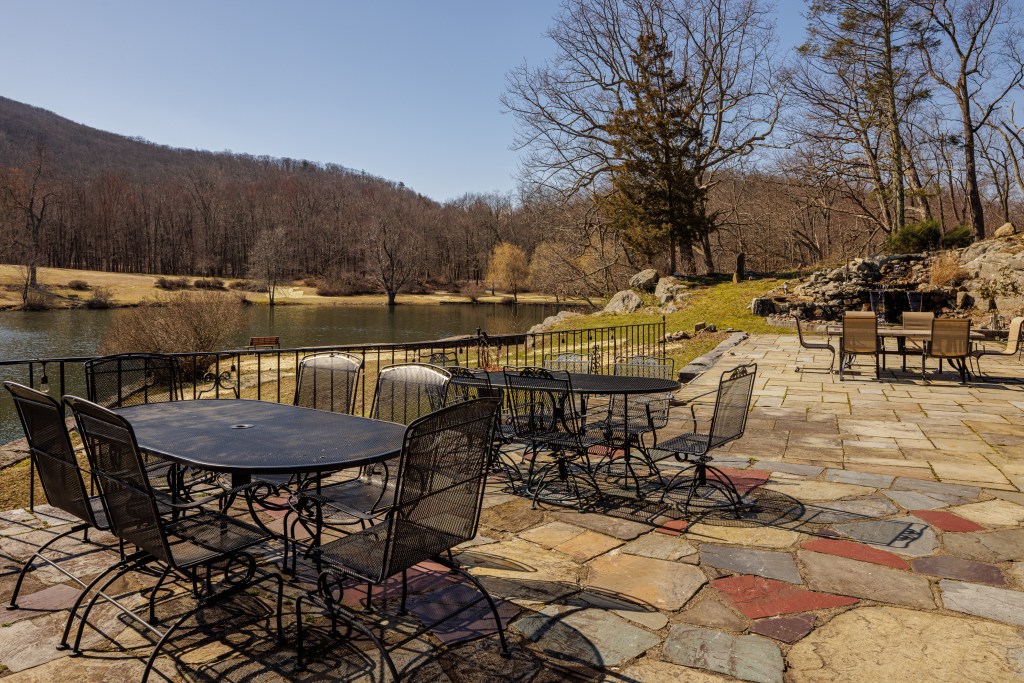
[902,312,934,332]
[371,363,451,426]
[503,367,580,437]
[294,352,362,414]
[842,314,878,354]
[424,352,460,368]
[4,382,98,527]
[447,366,500,403]
[380,398,499,582]
[708,364,757,448]
[1006,317,1024,353]
[611,357,674,430]
[929,318,971,358]
[65,396,172,565]
[85,353,181,408]
[613,356,674,379]
[543,353,590,375]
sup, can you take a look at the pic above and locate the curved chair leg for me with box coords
[9,523,88,609]
[73,560,146,653]
[148,566,174,624]
[295,593,400,680]
[437,559,512,658]
[60,553,144,649]
[140,603,204,683]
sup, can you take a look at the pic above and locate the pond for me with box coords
[0,302,560,442]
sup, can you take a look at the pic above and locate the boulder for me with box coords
[955,291,974,309]
[751,297,776,317]
[604,289,644,314]
[655,276,686,303]
[628,269,659,292]
[994,222,1016,238]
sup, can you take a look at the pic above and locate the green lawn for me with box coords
[554,277,793,368]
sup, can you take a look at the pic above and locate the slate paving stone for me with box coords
[749,613,816,643]
[405,582,520,645]
[655,519,690,536]
[763,480,876,502]
[620,659,747,683]
[700,545,803,584]
[798,551,936,609]
[755,462,825,478]
[585,553,706,611]
[940,579,1024,626]
[551,511,651,540]
[577,591,668,631]
[519,522,585,549]
[800,538,909,570]
[823,469,895,488]
[678,588,750,631]
[712,575,858,619]
[662,623,784,683]
[513,605,661,667]
[795,496,900,525]
[2,584,80,624]
[619,532,699,563]
[947,499,1024,527]
[553,530,624,563]
[891,478,980,500]
[910,509,985,532]
[882,490,950,511]
[788,606,1024,683]
[911,556,1006,586]
[942,528,1024,563]
[832,516,937,557]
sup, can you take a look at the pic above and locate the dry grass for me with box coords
[930,254,969,287]
[0,265,580,309]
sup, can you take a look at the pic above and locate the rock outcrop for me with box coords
[994,222,1016,238]
[655,276,688,304]
[604,289,644,314]
[629,269,660,293]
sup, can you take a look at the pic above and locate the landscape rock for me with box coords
[994,222,1016,238]
[655,276,687,303]
[629,268,660,292]
[604,289,644,314]
[750,297,776,317]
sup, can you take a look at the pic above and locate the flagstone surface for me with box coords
[0,334,1021,681]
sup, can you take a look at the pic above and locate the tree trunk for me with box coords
[962,114,986,239]
[701,233,715,274]
[387,290,398,306]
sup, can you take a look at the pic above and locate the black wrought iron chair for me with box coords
[64,396,283,683]
[295,398,509,678]
[85,352,188,491]
[502,367,606,510]
[294,352,363,414]
[657,363,757,517]
[423,351,460,368]
[2,382,119,617]
[285,363,451,571]
[590,356,674,494]
[795,318,835,373]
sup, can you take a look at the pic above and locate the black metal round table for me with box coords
[116,399,407,487]
[484,371,680,395]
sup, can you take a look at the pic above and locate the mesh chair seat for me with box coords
[656,431,711,456]
[165,509,270,568]
[299,477,399,522]
[318,521,460,585]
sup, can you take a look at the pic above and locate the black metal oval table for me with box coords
[116,399,407,488]
[484,371,680,395]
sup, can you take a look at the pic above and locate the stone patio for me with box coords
[0,334,1022,682]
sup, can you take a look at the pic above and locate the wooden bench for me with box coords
[247,336,280,350]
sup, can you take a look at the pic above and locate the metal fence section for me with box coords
[0,320,666,443]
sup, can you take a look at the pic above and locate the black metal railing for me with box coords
[0,320,666,445]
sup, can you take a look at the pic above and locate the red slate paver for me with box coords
[801,538,910,570]
[655,519,690,536]
[713,575,859,619]
[711,467,771,493]
[910,510,986,533]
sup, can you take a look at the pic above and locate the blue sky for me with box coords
[0,1,806,202]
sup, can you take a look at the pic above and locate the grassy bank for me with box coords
[0,265,582,310]
[552,277,792,368]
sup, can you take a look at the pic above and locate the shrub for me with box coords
[929,254,969,287]
[67,279,90,291]
[228,279,268,292]
[85,287,114,309]
[155,276,191,290]
[403,280,431,295]
[885,220,942,254]
[461,282,486,302]
[99,291,247,359]
[940,225,974,248]
[193,278,226,290]
[22,289,51,311]
[315,273,375,297]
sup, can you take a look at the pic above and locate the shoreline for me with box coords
[0,265,588,312]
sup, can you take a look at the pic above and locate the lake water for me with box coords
[0,303,557,442]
